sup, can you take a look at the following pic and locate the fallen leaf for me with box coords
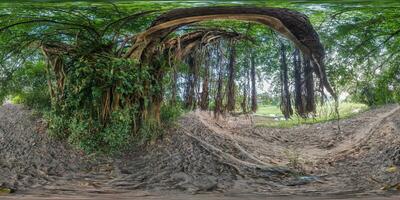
[381,183,400,191]
[386,166,398,173]
[0,187,14,194]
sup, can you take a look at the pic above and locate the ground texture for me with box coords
[0,103,399,199]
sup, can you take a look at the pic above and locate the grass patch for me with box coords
[255,102,369,128]
[256,105,283,117]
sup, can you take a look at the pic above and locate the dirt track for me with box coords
[1,103,400,199]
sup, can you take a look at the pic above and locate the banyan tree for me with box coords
[126,6,335,120]
[1,6,335,138]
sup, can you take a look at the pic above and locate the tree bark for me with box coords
[185,54,197,110]
[293,48,305,117]
[241,84,247,113]
[214,51,224,118]
[250,53,257,113]
[241,61,251,113]
[226,43,236,112]
[171,64,178,105]
[138,6,325,61]
[150,61,164,124]
[200,52,210,110]
[280,41,293,119]
[303,55,316,114]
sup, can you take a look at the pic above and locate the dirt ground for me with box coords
[0,103,399,199]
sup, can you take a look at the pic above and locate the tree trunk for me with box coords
[185,54,197,110]
[241,84,247,113]
[250,53,257,113]
[226,43,236,112]
[149,61,164,124]
[171,64,178,105]
[241,62,250,113]
[303,55,316,114]
[200,53,210,110]
[293,48,305,117]
[280,41,293,119]
[214,52,224,118]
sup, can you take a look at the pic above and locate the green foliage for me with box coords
[375,65,400,104]
[101,108,134,152]
[137,104,183,145]
[1,61,50,109]
[1,1,399,154]
[45,110,69,139]
[43,54,181,153]
[46,106,139,153]
[284,149,306,175]
[47,56,139,153]
[256,102,369,128]
[351,82,377,106]
[352,65,400,106]
[137,118,162,145]
[160,103,183,122]
[258,92,280,106]
[0,3,181,154]
[66,108,136,153]
[256,105,282,117]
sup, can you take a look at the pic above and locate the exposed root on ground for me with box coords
[328,106,400,160]
[179,126,289,178]
[0,103,399,196]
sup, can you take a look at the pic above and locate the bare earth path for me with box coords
[1,103,400,199]
[195,105,400,163]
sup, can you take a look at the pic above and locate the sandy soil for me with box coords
[0,103,399,199]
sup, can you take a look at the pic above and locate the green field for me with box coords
[255,102,369,128]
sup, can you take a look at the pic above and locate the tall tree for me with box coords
[241,82,248,113]
[214,49,224,118]
[200,51,210,110]
[226,42,236,112]
[293,48,305,117]
[170,63,178,105]
[303,55,316,114]
[184,53,198,110]
[250,51,257,112]
[279,41,293,119]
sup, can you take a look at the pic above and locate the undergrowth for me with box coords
[284,149,307,176]
[255,102,369,128]
[44,103,182,154]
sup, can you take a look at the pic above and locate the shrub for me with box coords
[160,103,183,123]
[137,118,162,145]
[101,108,136,152]
[3,61,51,110]
[45,110,69,139]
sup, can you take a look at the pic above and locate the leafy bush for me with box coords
[134,104,183,146]
[375,65,400,105]
[47,106,141,153]
[42,55,182,154]
[64,108,136,153]
[101,108,136,152]
[45,110,69,139]
[352,65,400,106]
[2,61,51,109]
[160,103,183,123]
[137,118,162,145]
